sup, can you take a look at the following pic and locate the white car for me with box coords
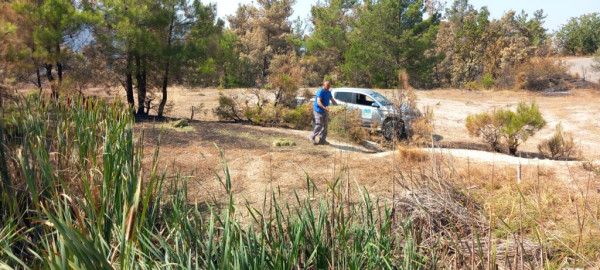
[330,88,411,140]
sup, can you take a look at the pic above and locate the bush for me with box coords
[409,106,433,144]
[463,81,481,90]
[466,101,546,155]
[328,106,367,143]
[538,124,579,159]
[502,101,546,155]
[282,105,313,130]
[482,73,495,89]
[272,138,296,147]
[213,93,244,121]
[465,110,505,152]
[514,58,571,91]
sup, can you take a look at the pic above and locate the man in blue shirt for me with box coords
[309,81,337,145]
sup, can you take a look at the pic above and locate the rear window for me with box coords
[335,92,352,103]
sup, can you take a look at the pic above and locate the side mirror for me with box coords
[371,102,380,108]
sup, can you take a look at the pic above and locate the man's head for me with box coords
[323,81,331,90]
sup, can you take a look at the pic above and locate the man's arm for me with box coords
[330,97,337,106]
[317,97,328,111]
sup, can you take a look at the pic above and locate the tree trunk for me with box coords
[158,18,175,118]
[158,63,169,117]
[509,146,517,156]
[36,68,42,94]
[262,56,268,85]
[125,53,135,109]
[46,64,58,99]
[56,44,63,85]
[135,55,147,115]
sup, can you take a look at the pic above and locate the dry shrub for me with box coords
[409,106,433,144]
[538,123,580,160]
[268,52,301,108]
[213,92,245,121]
[328,106,367,143]
[462,80,481,90]
[465,110,504,152]
[398,69,411,90]
[396,144,429,165]
[514,58,571,91]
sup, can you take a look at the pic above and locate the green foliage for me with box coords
[482,73,495,89]
[466,101,546,155]
[463,80,481,90]
[282,105,313,130]
[538,124,579,160]
[343,0,441,88]
[501,101,546,155]
[556,12,600,55]
[303,0,357,86]
[272,138,296,147]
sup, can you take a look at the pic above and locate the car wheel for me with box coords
[383,120,404,141]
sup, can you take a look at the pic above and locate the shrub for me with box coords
[272,138,296,147]
[463,80,480,90]
[282,105,313,130]
[482,73,495,89]
[328,106,367,143]
[466,101,546,155]
[465,110,505,152]
[409,106,433,144]
[538,123,579,159]
[501,101,546,155]
[514,58,571,91]
[396,144,429,165]
[213,93,244,121]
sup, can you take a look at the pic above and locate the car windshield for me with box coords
[369,92,392,106]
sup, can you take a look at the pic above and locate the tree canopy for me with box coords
[0,0,596,115]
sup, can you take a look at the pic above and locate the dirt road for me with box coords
[564,57,600,83]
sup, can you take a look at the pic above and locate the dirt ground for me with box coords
[123,85,600,209]
[58,57,598,207]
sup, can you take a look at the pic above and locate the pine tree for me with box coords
[228,0,296,86]
[14,0,86,98]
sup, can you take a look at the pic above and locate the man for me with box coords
[309,81,337,145]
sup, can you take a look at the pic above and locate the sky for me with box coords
[210,0,599,32]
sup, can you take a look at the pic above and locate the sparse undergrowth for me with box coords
[538,123,580,160]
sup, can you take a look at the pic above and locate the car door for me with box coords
[353,93,381,127]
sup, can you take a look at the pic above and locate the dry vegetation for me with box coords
[113,84,600,268]
[3,80,600,268]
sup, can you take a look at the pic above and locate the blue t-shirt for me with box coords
[313,88,332,113]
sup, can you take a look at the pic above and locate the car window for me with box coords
[369,92,392,106]
[356,94,375,106]
[335,91,352,103]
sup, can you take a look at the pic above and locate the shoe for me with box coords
[319,140,330,145]
[308,136,317,145]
